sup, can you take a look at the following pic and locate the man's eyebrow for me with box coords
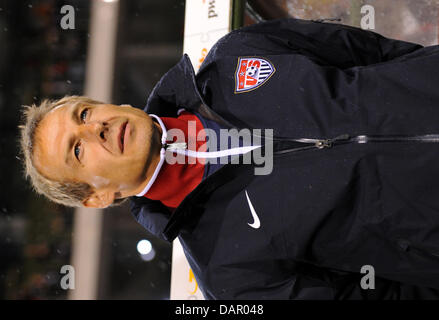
[64,103,82,166]
[65,136,76,167]
[71,102,82,124]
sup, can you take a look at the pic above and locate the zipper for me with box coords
[195,103,439,153]
[274,133,439,154]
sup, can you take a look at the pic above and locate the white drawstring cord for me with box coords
[164,142,188,151]
[136,113,261,197]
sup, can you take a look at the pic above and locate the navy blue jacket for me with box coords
[130,18,439,299]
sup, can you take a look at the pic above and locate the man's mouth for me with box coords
[118,121,128,153]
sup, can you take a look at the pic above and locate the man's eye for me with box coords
[74,142,81,160]
[80,108,88,122]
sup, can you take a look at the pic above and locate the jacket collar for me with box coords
[144,54,208,116]
[145,53,238,129]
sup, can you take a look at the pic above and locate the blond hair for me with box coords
[19,95,126,207]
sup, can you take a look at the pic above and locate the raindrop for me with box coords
[66,80,71,84]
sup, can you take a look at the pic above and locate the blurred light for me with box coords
[102,0,119,3]
[140,248,156,262]
[137,239,152,255]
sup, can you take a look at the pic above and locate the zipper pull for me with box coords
[315,139,332,149]
[163,142,187,151]
[315,134,350,149]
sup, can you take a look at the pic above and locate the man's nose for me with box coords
[79,121,106,141]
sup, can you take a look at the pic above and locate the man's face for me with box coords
[33,102,162,207]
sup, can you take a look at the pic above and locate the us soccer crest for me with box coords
[234,57,276,93]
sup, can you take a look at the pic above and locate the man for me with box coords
[20,18,439,299]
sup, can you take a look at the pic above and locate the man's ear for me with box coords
[82,190,115,208]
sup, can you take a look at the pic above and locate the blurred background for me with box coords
[0,0,437,300]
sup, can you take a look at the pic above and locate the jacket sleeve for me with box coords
[210,18,423,69]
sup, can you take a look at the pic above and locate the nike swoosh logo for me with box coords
[245,190,261,229]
